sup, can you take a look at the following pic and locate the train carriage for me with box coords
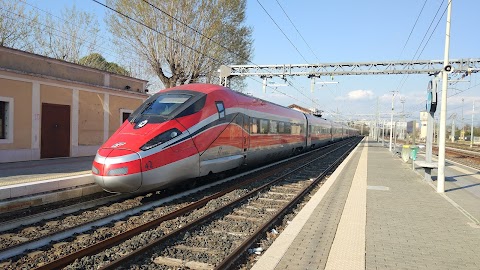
[92,84,356,193]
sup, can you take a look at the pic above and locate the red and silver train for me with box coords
[92,83,358,193]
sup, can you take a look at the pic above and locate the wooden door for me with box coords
[41,103,71,158]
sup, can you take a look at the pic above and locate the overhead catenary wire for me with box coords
[141,0,350,120]
[395,0,447,94]
[17,0,120,61]
[256,0,309,64]
[395,0,451,116]
[274,0,321,63]
[256,1,346,118]
[399,0,429,58]
[138,0,323,107]
[93,0,350,120]
[0,5,119,62]
[91,0,225,66]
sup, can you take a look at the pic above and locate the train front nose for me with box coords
[92,149,142,193]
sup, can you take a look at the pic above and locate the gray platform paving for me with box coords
[0,156,97,206]
[0,156,93,187]
[252,139,480,270]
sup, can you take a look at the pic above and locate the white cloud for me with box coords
[336,89,374,101]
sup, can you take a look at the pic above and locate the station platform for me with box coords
[0,156,99,211]
[252,139,480,270]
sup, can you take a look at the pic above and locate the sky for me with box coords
[27,0,480,125]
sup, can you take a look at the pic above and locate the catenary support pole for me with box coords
[437,0,452,193]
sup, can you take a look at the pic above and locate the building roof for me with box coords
[0,45,148,94]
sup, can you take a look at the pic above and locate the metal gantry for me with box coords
[219,58,480,84]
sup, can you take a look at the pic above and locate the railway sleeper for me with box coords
[174,244,223,255]
[211,229,247,237]
[271,186,303,192]
[153,255,214,270]
[279,181,308,188]
[258,197,290,203]
[267,191,296,197]
[245,205,277,212]
[225,214,262,223]
[232,210,254,216]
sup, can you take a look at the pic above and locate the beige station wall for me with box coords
[78,91,104,145]
[40,84,73,106]
[109,95,143,136]
[110,74,145,93]
[0,78,32,150]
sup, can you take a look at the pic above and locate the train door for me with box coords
[305,116,311,147]
[242,114,250,153]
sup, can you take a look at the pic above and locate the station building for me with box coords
[0,46,149,163]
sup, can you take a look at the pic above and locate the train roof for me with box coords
[160,83,229,94]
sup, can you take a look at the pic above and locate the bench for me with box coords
[415,161,438,181]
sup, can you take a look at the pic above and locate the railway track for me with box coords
[431,146,480,169]
[0,137,361,269]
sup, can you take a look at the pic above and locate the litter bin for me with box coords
[410,145,419,161]
[401,145,410,163]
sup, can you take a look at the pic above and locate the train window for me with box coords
[176,95,207,118]
[215,101,225,119]
[243,115,250,132]
[251,118,258,134]
[278,122,285,134]
[260,119,269,134]
[234,113,243,127]
[291,124,300,135]
[285,122,292,134]
[270,120,278,134]
[142,94,192,116]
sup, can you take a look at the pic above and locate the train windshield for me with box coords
[141,94,192,116]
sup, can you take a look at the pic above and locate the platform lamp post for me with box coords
[437,0,452,194]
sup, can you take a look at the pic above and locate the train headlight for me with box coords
[140,128,182,151]
[92,165,99,174]
[107,167,128,176]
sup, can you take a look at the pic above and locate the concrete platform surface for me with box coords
[252,139,480,270]
[0,156,96,204]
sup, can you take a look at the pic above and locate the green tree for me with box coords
[79,53,130,76]
[106,0,252,88]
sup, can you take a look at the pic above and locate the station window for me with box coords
[0,97,13,143]
[120,109,133,124]
[0,101,5,139]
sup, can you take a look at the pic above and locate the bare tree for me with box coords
[0,0,38,51]
[36,5,100,63]
[106,0,252,88]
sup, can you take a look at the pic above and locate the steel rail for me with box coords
[31,139,353,270]
[98,139,359,270]
[215,139,359,269]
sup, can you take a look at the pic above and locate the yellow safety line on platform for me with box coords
[325,140,368,270]
[250,138,365,270]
